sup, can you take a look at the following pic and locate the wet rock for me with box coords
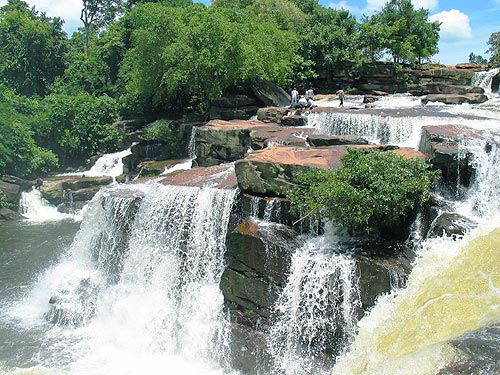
[210,95,259,121]
[229,324,270,374]
[307,134,369,147]
[194,119,270,167]
[421,93,488,105]
[419,125,483,188]
[0,207,25,220]
[220,218,303,326]
[428,213,477,238]
[280,115,305,127]
[256,107,289,124]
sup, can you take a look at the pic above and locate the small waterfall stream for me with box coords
[471,68,500,93]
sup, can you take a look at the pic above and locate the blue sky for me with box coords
[0,0,498,65]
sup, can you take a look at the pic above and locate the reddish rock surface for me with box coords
[159,164,237,189]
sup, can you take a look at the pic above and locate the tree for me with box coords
[288,148,439,237]
[468,52,488,65]
[80,0,124,56]
[121,2,301,113]
[366,0,440,65]
[0,0,68,96]
[486,32,500,67]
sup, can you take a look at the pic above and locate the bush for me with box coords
[288,148,439,236]
[0,190,12,208]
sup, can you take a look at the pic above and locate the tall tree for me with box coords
[0,0,67,95]
[367,0,439,64]
[486,32,500,67]
[80,0,124,56]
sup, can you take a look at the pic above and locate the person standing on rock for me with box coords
[336,88,345,107]
[290,87,299,106]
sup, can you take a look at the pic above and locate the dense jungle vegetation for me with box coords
[0,0,497,178]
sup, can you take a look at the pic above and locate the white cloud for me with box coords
[329,0,439,15]
[429,9,473,42]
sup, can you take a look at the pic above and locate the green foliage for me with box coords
[0,191,12,208]
[0,0,68,95]
[362,0,439,65]
[486,32,500,67]
[121,2,301,113]
[468,52,488,65]
[288,148,439,235]
[0,97,59,178]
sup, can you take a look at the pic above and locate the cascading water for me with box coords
[18,190,78,222]
[305,111,465,148]
[268,234,361,375]
[471,68,500,93]
[6,182,238,375]
[328,121,500,375]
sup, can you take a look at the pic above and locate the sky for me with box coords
[0,0,498,65]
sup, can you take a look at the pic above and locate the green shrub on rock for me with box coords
[288,148,439,237]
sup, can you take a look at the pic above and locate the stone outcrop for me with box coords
[307,134,369,147]
[256,107,289,123]
[194,119,271,167]
[419,125,484,187]
[220,218,304,326]
[250,127,313,150]
[40,175,113,206]
[235,145,426,197]
[421,93,488,105]
[0,175,35,208]
[428,213,477,238]
[0,207,25,220]
[159,163,237,190]
[210,95,260,121]
[250,79,291,107]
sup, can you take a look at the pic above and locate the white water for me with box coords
[471,68,500,93]
[59,147,133,178]
[329,115,500,375]
[160,159,193,175]
[268,234,361,375]
[7,183,238,375]
[18,190,79,222]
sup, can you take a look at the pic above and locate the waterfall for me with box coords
[19,182,237,374]
[188,126,197,160]
[268,236,361,375]
[329,127,500,375]
[330,226,500,375]
[18,189,77,222]
[305,112,460,148]
[455,135,500,220]
[471,68,500,93]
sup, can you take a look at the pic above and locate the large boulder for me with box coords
[235,145,426,197]
[40,176,113,205]
[428,213,477,238]
[250,80,290,107]
[220,218,303,326]
[419,125,483,187]
[421,93,488,105]
[193,119,270,167]
[256,107,289,123]
[0,207,25,221]
[307,134,369,147]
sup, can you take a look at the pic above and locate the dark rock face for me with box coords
[40,176,113,206]
[421,93,488,105]
[194,119,269,167]
[210,95,260,121]
[307,134,369,147]
[0,207,25,220]
[419,125,483,189]
[256,107,289,123]
[220,218,303,327]
[280,115,306,127]
[250,80,291,107]
[428,213,477,238]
